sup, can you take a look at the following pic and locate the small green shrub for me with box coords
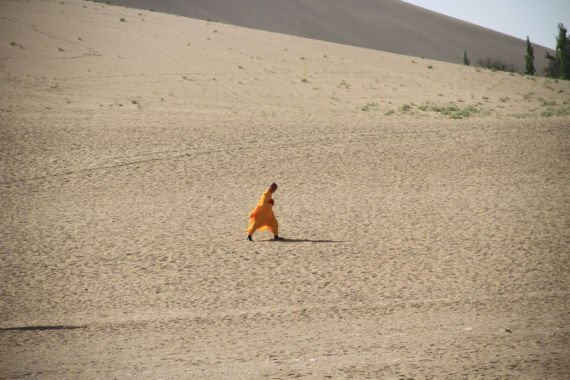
[361,102,378,111]
[339,80,350,89]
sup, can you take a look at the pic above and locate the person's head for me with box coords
[269,183,278,193]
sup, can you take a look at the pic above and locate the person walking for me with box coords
[246,183,282,241]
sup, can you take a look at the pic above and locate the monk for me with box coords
[246,183,283,241]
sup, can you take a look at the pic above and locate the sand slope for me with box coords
[109,0,554,74]
[1,1,569,378]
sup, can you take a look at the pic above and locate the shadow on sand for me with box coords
[0,325,86,332]
[260,238,344,243]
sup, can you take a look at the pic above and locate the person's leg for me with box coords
[246,218,262,240]
[271,219,282,240]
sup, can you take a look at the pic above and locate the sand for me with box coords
[1,1,569,378]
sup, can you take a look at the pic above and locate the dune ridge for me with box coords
[1,0,569,378]
[109,0,555,74]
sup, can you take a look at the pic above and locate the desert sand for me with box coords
[0,0,569,378]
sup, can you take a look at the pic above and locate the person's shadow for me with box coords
[264,238,345,243]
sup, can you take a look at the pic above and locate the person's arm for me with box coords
[260,190,272,207]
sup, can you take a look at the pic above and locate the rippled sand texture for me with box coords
[1,1,569,378]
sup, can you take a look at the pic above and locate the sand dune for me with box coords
[1,0,569,378]
[109,0,555,74]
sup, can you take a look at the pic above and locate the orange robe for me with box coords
[246,189,278,236]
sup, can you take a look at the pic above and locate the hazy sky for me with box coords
[402,0,570,49]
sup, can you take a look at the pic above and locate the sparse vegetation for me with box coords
[511,106,570,118]
[301,78,309,83]
[543,81,554,90]
[409,102,482,119]
[10,41,23,49]
[476,57,517,73]
[338,80,350,89]
[379,101,486,119]
[120,18,126,22]
[361,102,378,111]
[539,98,556,106]
[428,65,433,69]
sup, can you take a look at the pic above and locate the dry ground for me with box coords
[1,1,569,378]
